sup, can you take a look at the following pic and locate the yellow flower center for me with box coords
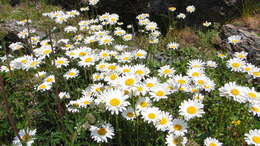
[84,57,93,62]
[97,128,107,136]
[178,79,186,85]
[125,78,135,86]
[231,62,240,68]
[192,72,199,77]
[252,136,260,144]
[98,64,105,69]
[21,133,31,142]
[148,113,156,119]
[163,69,171,74]
[102,53,108,57]
[123,68,130,73]
[156,90,165,96]
[248,92,257,98]
[110,98,120,106]
[209,143,217,146]
[79,52,87,56]
[136,52,143,56]
[231,89,239,96]
[123,57,129,61]
[140,101,148,108]
[173,124,182,131]
[253,72,260,77]
[21,59,27,64]
[57,60,65,64]
[135,70,144,75]
[187,106,197,114]
[84,100,90,105]
[43,49,52,55]
[252,106,260,112]
[245,67,251,71]
[108,65,116,70]
[46,78,54,82]
[231,39,239,44]
[127,112,134,118]
[197,80,205,85]
[39,84,46,89]
[172,138,178,144]
[159,118,168,125]
[110,74,117,80]
[146,83,154,88]
[95,88,102,92]
[68,72,76,76]
[137,86,143,92]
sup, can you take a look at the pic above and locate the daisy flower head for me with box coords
[219,82,246,103]
[169,119,188,136]
[179,99,205,120]
[203,21,212,27]
[102,89,130,115]
[122,107,137,120]
[9,42,23,51]
[204,137,223,146]
[155,111,173,132]
[228,35,242,45]
[242,63,255,73]
[59,92,70,99]
[242,87,260,104]
[64,68,79,79]
[78,96,94,108]
[177,13,186,19]
[133,83,149,96]
[122,34,133,41]
[217,53,227,59]
[167,42,180,50]
[136,97,152,112]
[99,35,114,46]
[168,7,177,12]
[206,61,218,68]
[193,76,211,88]
[145,22,158,31]
[132,64,150,78]
[159,65,176,77]
[187,68,205,78]
[227,57,245,72]
[44,75,55,84]
[193,93,205,102]
[145,77,159,89]
[141,107,160,124]
[165,133,187,146]
[174,75,190,87]
[55,57,69,68]
[89,0,100,6]
[234,51,248,60]
[13,129,36,146]
[150,84,169,101]
[249,104,260,117]
[134,49,147,59]
[250,67,260,79]
[186,5,196,13]
[90,123,115,143]
[188,59,205,69]
[37,82,52,91]
[244,129,260,146]
[78,54,97,67]
[119,75,140,89]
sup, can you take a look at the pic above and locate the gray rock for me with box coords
[219,24,260,65]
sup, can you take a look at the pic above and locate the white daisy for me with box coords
[179,99,205,120]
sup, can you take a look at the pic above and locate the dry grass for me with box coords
[232,14,260,30]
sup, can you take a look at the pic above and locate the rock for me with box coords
[219,24,260,65]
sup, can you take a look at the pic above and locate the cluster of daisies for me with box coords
[0,1,259,145]
[167,5,212,27]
